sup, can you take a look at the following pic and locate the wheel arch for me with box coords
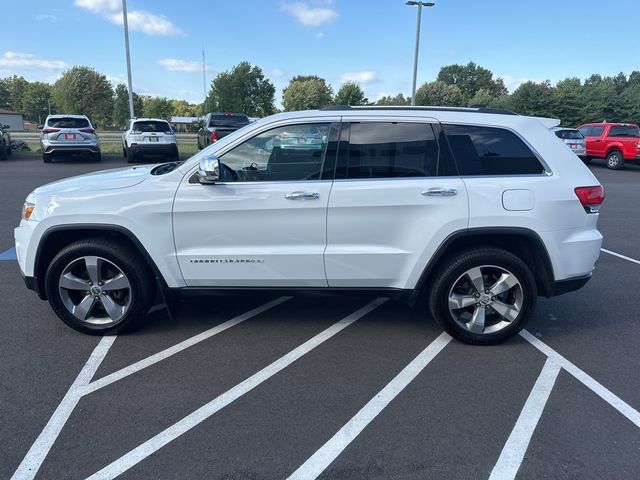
[34,224,166,300]
[410,227,555,303]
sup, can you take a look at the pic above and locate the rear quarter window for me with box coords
[443,124,545,176]
[607,125,640,137]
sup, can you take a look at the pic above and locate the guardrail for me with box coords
[10,132,198,145]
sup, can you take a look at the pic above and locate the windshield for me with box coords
[555,129,583,140]
[47,117,90,128]
[132,121,172,133]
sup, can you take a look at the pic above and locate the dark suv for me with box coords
[197,112,250,149]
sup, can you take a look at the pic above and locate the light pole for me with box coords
[406,1,434,106]
[122,0,135,119]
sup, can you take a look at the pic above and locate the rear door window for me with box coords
[589,126,604,137]
[607,125,640,137]
[341,122,439,179]
[443,124,545,175]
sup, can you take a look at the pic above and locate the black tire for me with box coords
[197,137,202,150]
[428,248,537,345]
[44,238,156,335]
[606,150,624,170]
[94,151,102,162]
[126,147,135,163]
[582,156,592,164]
[43,153,52,163]
[7,146,12,156]
[122,145,127,157]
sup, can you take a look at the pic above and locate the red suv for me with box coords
[577,123,640,169]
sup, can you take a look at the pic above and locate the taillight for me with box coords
[210,131,219,142]
[42,128,60,134]
[79,128,95,134]
[575,186,605,213]
[636,141,640,150]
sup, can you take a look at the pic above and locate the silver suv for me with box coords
[41,114,101,163]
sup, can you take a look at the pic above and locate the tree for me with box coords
[468,88,495,107]
[52,67,113,126]
[203,61,275,117]
[415,81,464,107]
[437,62,507,100]
[22,82,53,122]
[142,96,173,120]
[171,99,199,117]
[113,84,131,126]
[507,81,554,118]
[580,75,617,122]
[0,78,10,109]
[550,78,583,126]
[334,81,367,106]
[2,75,29,113]
[282,75,333,111]
[375,93,410,106]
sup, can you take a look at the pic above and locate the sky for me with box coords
[2,0,640,107]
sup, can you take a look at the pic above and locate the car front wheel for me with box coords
[428,248,537,345]
[45,239,155,335]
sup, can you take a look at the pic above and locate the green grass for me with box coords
[13,142,199,157]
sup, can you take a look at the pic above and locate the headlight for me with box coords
[22,202,35,220]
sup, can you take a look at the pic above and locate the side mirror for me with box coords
[198,155,220,184]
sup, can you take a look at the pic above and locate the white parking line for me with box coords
[520,330,640,428]
[601,248,640,266]
[86,298,388,480]
[287,331,452,480]
[11,336,116,480]
[488,358,561,480]
[83,296,292,394]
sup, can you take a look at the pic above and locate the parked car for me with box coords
[197,112,250,150]
[553,127,586,160]
[122,118,178,163]
[0,123,11,160]
[15,106,604,345]
[40,114,100,163]
[576,122,640,169]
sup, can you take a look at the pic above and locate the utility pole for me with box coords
[202,40,207,102]
[122,0,135,118]
[406,1,435,106]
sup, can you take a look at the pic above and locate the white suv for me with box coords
[15,107,604,344]
[122,118,178,163]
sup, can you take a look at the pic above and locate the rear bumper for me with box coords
[547,274,591,297]
[43,145,100,154]
[130,143,177,156]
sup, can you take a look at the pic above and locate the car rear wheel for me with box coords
[126,147,135,163]
[606,150,624,170]
[94,151,102,162]
[43,153,52,163]
[0,145,6,160]
[45,239,155,335]
[428,248,537,345]
[582,156,592,164]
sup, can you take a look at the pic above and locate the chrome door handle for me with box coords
[285,191,320,200]
[422,188,458,197]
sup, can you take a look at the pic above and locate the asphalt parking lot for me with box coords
[1,154,640,480]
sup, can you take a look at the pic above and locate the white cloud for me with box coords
[340,71,378,84]
[0,52,69,70]
[74,0,182,36]
[158,58,214,74]
[316,32,325,38]
[36,14,58,22]
[501,75,541,92]
[281,2,337,27]
[270,68,285,78]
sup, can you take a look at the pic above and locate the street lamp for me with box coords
[406,1,435,106]
[122,0,135,119]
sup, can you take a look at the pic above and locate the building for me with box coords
[0,108,24,131]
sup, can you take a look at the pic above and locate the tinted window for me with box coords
[555,129,583,140]
[607,125,640,137]
[47,117,90,128]
[345,122,438,179]
[443,124,544,175]
[589,126,604,137]
[578,126,591,136]
[132,121,172,133]
[209,114,249,127]
[220,123,333,182]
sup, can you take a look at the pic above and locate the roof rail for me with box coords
[319,105,518,116]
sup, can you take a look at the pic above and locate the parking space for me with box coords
[2,155,640,479]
